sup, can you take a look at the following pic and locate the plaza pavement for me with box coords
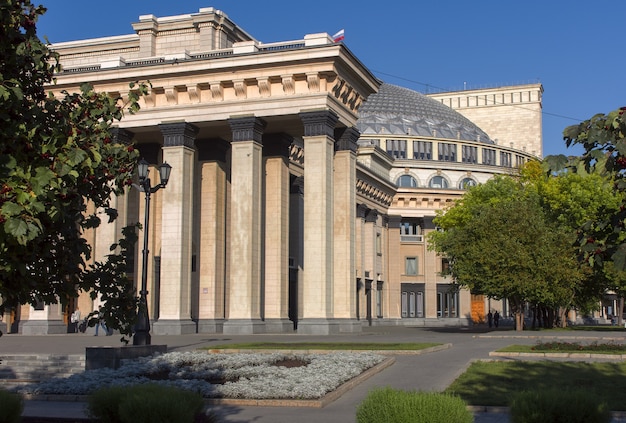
[3,325,626,423]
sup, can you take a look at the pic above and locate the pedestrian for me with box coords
[70,308,81,333]
[487,310,493,328]
[494,310,500,328]
[94,309,108,336]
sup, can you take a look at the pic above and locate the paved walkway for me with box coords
[2,325,626,422]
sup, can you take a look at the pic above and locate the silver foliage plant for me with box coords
[16,351,386,400]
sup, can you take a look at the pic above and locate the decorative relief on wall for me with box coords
[233,80,246,99]
[281,75,295,95]
[331,77,363,112]
[356,179,393,207]
[210,82,223,101]
[257,78,271,97]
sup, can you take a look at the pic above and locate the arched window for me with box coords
[429,175,448,189]
[459,177,477,189]
[397,175,417,188]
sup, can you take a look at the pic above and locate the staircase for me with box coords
[0,354,85,387]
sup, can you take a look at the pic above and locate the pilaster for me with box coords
[223,116,266,334]
[386,216,403,319]
[262,133,293,333]
[332,127,360,332]
[298,110,338,335]
[152,122,198,335]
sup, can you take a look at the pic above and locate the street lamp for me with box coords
[133,158,172,346]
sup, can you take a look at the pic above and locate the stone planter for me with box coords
[85,345,167,370]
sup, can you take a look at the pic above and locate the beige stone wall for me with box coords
[428,84,543,158]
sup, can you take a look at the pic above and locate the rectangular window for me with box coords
[386,139,407,159]
[400,218,424,242]
[482,148,496,165]
[438,143,457,162]
[413,141,432,160]
[500,152,512,167]
[401,283,425,318]
[437,284,459,318]
[376,281,383,318]
[441,258,450,274]
[405,257,418,275]
[376,233,382,255]
[462,145,478,163]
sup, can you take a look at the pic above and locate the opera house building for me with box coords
[6,8,543,335]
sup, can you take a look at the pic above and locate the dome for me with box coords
[356,83,494,144]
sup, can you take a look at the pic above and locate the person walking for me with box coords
[70,308,81,333]
[487,311,493,328]
[494,311,500,328]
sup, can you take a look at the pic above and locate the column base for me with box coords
[20,320,67,335]
[263,318,295,333]
[197,319,225,333]
[222,319,266,335]
[336,318,363,333]
[152,319,197,335]
[296,318,363,335]
[296,318,341,335]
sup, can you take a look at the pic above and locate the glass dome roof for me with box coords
[356,83,494,144]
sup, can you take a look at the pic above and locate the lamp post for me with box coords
[133,158,172,346]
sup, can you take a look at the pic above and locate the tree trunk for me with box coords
[618,297,624,327]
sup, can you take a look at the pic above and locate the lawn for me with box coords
[497,341,626,354]
[445,360,626,410]
[205,342,441,351]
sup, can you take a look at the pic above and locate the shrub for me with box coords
[87,384,216,423]
[510,388,611,423]
[356,386,473,423]
[0,389,23,423]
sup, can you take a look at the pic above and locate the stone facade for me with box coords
[7,7,541,334]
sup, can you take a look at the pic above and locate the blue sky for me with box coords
[36,0,625,158]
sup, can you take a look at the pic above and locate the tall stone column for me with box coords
[197,139,229,333]
[223,116,266,334]
[263,134,293,332]
[386,216,403,320]
[152,122,198,335]
[364,209,378,325]
[356,204,370,322]
[333,127,360,332]
[298,110,338,334]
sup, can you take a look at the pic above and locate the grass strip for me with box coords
[204,342,441,351]
[497,342,626,354]
[445,361,626,410]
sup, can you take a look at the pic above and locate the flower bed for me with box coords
[15,351,386,400]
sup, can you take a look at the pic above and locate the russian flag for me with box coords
[332,29,345,43]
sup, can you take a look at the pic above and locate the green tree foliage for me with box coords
[562,107,626,270]
[0,0,148,341]
[429,175,583,330]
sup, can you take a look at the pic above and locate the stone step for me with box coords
[0,354,85,381]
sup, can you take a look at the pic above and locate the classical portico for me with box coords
[40,8,379,335]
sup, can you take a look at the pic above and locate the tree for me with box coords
[563,107,626,271]
[429,175,584,330]
[0,0,147,341]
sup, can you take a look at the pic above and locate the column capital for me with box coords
[335,126,360,152]
[110,127,134,145]
[299,110,338,137]
[159,121,199,148]
[357,203,370,219]
[365,209,378,224]
[263,133,293,158]
[388,215,402,228]
[228,116,267,143]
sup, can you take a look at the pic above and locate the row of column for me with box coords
[142,110,362,335]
